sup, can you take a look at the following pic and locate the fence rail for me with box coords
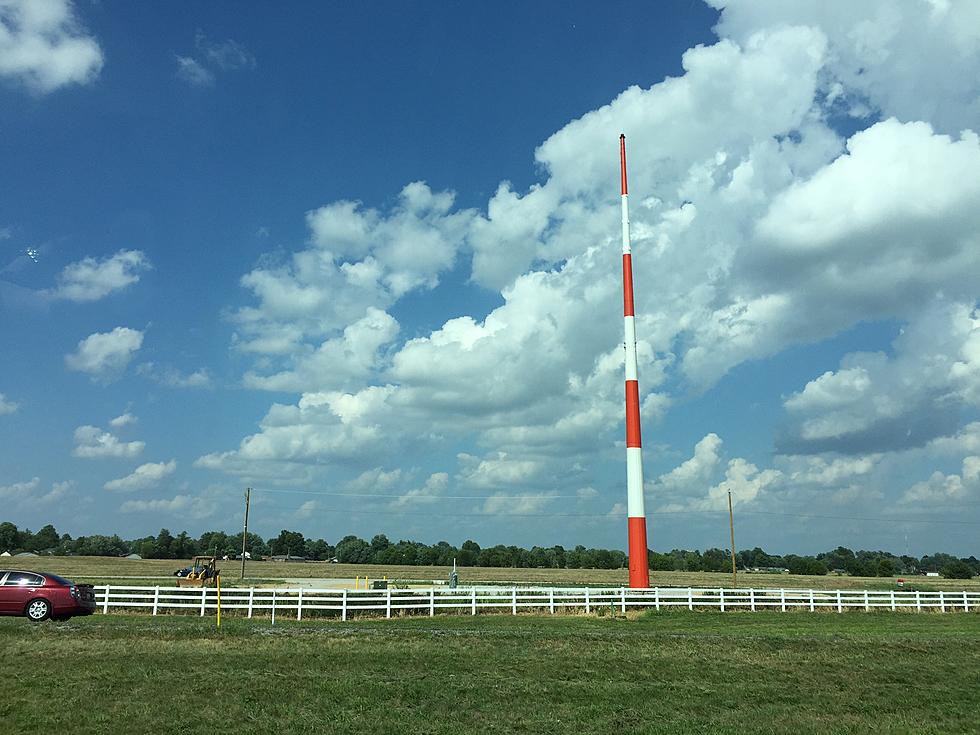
[91,585,980,621]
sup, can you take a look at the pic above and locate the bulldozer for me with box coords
[174,556,220,587]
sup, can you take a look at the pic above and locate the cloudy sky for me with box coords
[2,0,979,555]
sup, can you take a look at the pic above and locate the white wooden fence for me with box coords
[92,585,980,621]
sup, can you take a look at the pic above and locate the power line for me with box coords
[250,487,586,500]
[246,497,980,526]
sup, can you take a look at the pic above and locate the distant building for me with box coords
[0,551,11,557]
[925,571,940,577]
[270,554,307,562]
[125,553,142,560]
[14,551,38,557]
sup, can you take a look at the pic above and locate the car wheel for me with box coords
[26,598,51,622]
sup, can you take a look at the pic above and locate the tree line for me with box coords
[1,520,976,579]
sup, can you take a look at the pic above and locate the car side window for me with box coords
[2,572,42,586]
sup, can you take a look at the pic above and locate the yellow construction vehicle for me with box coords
[174,556,220,587]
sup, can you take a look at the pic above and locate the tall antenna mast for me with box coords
[620,134,651,589]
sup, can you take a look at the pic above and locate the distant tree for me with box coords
[920,553,959,573]
[818,546,855,572]
[156,529,175,559]
[941,560,974,580]
[0,521,21,552]
[305,539,333,561]
[334,535,369,563]
[876,558,895,577]
[458,539,481,566]
[270,529,307,557]
[29,524,60,552]
[701,548,729,573]
[172,531,197,559]
[198,531,230,556]
[786,555,827,576]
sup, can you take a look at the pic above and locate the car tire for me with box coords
[26,598,51,622]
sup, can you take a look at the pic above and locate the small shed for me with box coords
[125,553,142,560]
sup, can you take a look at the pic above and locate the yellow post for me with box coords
[216,575,222,628]
[355,576,360,589]
[366,577,370,589]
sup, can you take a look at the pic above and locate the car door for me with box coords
[0,572,43,614]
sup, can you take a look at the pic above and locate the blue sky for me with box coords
[2,0,980,556]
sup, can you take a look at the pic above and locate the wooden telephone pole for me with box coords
[728,490,737,588]
[241,487,251,579]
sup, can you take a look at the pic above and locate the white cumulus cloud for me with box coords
[65,327,143,383]
[46,249,150,302]
[0,392,18,415]
[104,460,177,492]
[72,425,144,459]
[0,0,104,93]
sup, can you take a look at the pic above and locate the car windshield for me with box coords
[45,573,73,585]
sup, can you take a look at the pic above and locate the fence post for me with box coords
[836,590,842,613]
[964,591,969,613]
[809,590,815,612]
[152,586,160,616]
[200,586,207,617]
[719,588,725,613]
[247,587,254,619]
[864,590,869,612]
[780,588,786,613]
[915,590,922,612]
[297,588,303,621]
[342,589,348,622]
[471,588,477,616]
[688,587,693,611]
[429,588,435,617]
[549,588,555,615]
[940,591,946,613]
[621,587,626,614]
[654,587,660,612]
[750,588,755,612]
[891,590,896,612]
[271,589,276,625]
[103,585,110,614]
[512,587,517,615]
[585,588,591,614]
[386,588,392,619]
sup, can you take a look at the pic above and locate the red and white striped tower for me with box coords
[619,133,650,589]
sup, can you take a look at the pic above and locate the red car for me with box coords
[0,570,97,622]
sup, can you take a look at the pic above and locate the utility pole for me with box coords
[241,487,251,580]
[728,489,737,589]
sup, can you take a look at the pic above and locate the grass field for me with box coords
[1,611,978,734]
[3,555,977,592]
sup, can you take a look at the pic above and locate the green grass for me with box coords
[4,556,977,592]
[1,611,978,734]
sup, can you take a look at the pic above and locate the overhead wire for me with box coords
[243,489,980,526]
